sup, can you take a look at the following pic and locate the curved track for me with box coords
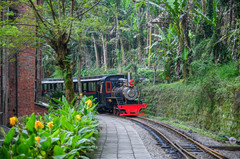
[126,116,228,159]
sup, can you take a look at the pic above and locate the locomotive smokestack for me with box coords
[127,72,131,86]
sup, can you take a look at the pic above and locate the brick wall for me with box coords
[5,2,48,122]
[17,48,36,116]
[8,56,17,119]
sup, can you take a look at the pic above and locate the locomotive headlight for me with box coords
[123,87,138,100]
[108,99,112,103]
[129,91,134,97]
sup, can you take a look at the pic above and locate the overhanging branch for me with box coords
[78,0,101,18]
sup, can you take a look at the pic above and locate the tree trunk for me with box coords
[148,26,152,68]
[84,43,91,67]
[116,13,121,72]
[101,33,108,71]
[146,5,149,66]
[78,34,82,98]
[138,29,143,64]
[63,65,74,103]
[231,0,239,61]
[182,12,192,78]
[202,0,205,14]
[153,63,157,85]
[176,34,183,79]
[204,0,213,38]
[92,34,99,68]
[56,47,75,103]
[120,38,125,68]
[138,7,143,64]
[115,14,120,50]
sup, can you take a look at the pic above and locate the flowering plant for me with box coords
[0,96,99,158]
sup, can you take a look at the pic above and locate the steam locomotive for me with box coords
[41,74,147,116]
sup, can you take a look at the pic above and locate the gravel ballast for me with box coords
[119,117,240,159]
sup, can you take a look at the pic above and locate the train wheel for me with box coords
[97,107,104,114]
[113,107,116,116]
[116,110,120,116]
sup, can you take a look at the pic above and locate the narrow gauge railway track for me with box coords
[126,116,228,159]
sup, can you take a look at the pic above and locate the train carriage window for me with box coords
[106,81,112,93]
[82,83,87,92]
[74,83,78,92]
[97,82,100,92]
[54,84,57,90]
[88,82,96,92]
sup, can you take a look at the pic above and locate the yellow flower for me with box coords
[47,121,54,129]
[76,115,81,120]
[85,100,92,107]
[9,116,18,126]
[35,121,44,130]
[35,136,41,143]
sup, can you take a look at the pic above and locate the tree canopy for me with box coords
[1,0,240,100]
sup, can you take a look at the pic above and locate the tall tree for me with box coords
[92,34,100,68]
[27,0,101,103]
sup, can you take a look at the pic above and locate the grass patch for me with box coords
[146,115,226,141]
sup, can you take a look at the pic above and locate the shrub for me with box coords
[0,96,99,159]
[142,62,240,138]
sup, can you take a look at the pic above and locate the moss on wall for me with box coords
[142,75,240,138]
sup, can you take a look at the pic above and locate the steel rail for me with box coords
[138,116,228,159]
[174,142,198,159]
[127,117,193,159]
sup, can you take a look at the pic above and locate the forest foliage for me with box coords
[1,0,240,86]
[1,0,240,138]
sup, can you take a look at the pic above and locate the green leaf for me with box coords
[51,138,59,144]
[0,128,6,136]
[53,117,61,129]
[72,135,79,148]
[65,137,72,146]
[51,129,60,138]
[4,127,15,146]
[53,145,65,156]
[0,146,9,159]
[65,148,81,157]
[212,0,218,26]
[53,155,66,159]
[40,137,51,150]
[60,116,74,131]
[17,143,29,155]
[83,131,94,139]
[27,135,35,147]
[26,113,36,133]
[59,132,66,145]
[78,127,90,136]
[146,0,166,11]
[21,130,29,139]
[173,0,179,15]
[75,138,90,146]
[193,9,213,25]
[62,96,69,107]
[182,46,189,61]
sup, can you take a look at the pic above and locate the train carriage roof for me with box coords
[41,74,125,84]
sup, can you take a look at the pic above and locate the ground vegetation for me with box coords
[0,96,99,158]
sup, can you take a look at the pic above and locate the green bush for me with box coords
[0,96,99,159]
[142,62,240,138]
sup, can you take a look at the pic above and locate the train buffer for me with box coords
[94,114,152,159]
